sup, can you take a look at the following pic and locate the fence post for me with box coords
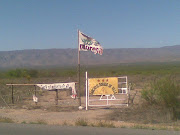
[11,85,14,104]
[55,89,58,105]
[34,85,36,96]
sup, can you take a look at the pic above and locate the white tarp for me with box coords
[36,82,77,99]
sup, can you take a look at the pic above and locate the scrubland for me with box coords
[0,62,180,130]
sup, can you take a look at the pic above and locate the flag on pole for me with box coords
[79,31,103,55]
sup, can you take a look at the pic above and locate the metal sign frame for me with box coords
[85,72,130,110]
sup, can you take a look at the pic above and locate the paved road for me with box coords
[0,123,179,135]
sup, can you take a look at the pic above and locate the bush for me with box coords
[75,118,88,126]
[7,69,23,78]
[29,119,47,125]
[141,77,180,120]
[0,117,14,123]
[96,120,115,128]
[141,83,159,104]
[6,69,38,81]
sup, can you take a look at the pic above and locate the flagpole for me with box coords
[78,30,81,107]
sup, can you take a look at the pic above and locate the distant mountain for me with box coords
[0,45,180,69]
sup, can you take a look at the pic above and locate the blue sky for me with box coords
[0,0,180,51]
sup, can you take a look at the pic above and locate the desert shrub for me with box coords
[0,117,14,123]
[96,120,115,128]
[141,77,180,120]
[29,119,47,125]
[75,118,88,126]
[6,69,38,79]
[28,69,38,77]
[141,83,159,104]
[7,69,23,78]
[128,83,136,90]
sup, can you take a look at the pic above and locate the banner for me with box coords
[88,77,118,95]
[36,82,77,99]
[79,31,103,55]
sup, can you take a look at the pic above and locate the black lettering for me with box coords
[99,83,103,86]
[104,83,108,86]
[91,84,99,94]
[108,84,112,88]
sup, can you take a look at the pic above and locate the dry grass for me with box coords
[75,118,116,128]
[94,120,115,128]
[0,116,14,123]
[75,118,88,126]
[106,105,178,124]
[46,106,78,112]
[29,119,47,125]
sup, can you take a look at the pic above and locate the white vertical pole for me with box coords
[85,71,88,110]
[126,76,128,94]
[88,77,90,107]
[107,96,108,105]
[126,76,129,106]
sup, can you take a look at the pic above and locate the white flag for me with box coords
[79,31,103,55]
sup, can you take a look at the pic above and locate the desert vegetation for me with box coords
[141,77,180,120]
[0,62,180,127]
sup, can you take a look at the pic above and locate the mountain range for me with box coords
[0,45,180,69]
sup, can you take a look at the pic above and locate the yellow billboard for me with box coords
[88,77,118,95]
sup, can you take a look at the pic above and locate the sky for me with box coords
[0,0,180,51]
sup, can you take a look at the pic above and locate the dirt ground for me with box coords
[0,89,180,130]
[0,107,112,125]
[0,89,136,126]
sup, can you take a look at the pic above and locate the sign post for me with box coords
[86,71,88,110]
